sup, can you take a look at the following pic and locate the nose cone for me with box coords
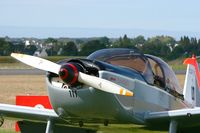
[59,68,68,79]
[58,63,80,86]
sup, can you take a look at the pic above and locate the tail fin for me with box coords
[183,55,200,106]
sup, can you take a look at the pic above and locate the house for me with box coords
[34,49,48,57]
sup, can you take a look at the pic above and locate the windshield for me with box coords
[87,48,154,84]
[105,54,147,74]
[146,55,182,93]
[87,48,141,61]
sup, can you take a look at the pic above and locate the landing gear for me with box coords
[104,120,109,126]
[79,121,84,127]
[169,120,178,133]
[45,120,54,133]
[0,116,4,127]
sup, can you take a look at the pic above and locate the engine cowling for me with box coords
[58,63,83,86]
[56,59,104,86]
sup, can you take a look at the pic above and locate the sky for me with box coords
[0,0,200,38]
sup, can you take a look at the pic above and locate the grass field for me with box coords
[0,56,188,71]
[0,74,185,133]
[0,63,32,69]
[0,56,84,63]
[0,124,168,133]
[0,75,47,133]
[0,56,84,69]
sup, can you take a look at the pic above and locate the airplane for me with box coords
[0,48,200,133]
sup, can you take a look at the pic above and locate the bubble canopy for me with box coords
[87,48,182,94]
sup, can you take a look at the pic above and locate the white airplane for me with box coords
[0,48,200,133]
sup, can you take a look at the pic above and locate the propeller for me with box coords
[11,53,133,96]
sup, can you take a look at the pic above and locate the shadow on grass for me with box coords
[18,121,98,133]
[1,121,169,133]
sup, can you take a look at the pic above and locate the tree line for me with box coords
[0,35,200,60]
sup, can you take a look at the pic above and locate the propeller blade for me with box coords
[11,53,61,74]
[11,53,133,96]
[78,72,133,96]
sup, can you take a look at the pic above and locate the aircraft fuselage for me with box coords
[47,70,188,125]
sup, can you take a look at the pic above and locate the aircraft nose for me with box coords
[59,68,68,79]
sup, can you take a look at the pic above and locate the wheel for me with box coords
[104,120,109,126]
[79,121,83,127]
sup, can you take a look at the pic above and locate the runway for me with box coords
[0,69,45,75]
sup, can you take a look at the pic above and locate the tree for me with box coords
[61,41,78,56]
[197,39,200,54]
[45,38,60,56]
[133,35,146,45]
[24,45,37,55]
[122,34,132,47]
[169,45,184,60]
[45,38,58,44]
[12,44,25,53]
[0,38,12,56]
[141,36,171,58]
[80,40,106,56]
[112,34,133,48]
[191,37,197,45]
[99,37,110,48]
[179,36,193,55]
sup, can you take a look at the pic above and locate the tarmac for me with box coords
[0,69,45,75]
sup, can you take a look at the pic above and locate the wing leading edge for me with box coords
[145,107,200,129]
[0,103,59,122]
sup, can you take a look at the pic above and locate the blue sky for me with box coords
[0,0,200,38]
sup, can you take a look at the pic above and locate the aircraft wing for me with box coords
[145,107,200,128]
[0,103,59,122]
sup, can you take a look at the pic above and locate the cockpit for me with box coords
[87,48,183,97]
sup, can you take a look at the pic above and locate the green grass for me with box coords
[170,64,186,71]
[167,57,185,70]
[167,57,200,71]
[0,56,17,63]
[0,56,85,63]
[0,124,167,133]
[0,56,191,71]
[96,124,167,133]
[0,128,16,133]
[49,57,186,72]
[0,56,85,69]
[0,63,32,69]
